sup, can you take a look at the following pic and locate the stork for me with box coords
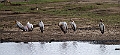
[26,22,33,31]
[70,19,76,31]
[39,21,44,33]
[15,20,24,30]
[99,19,105,34]
[58,22,68,34]
[15,20,29,31]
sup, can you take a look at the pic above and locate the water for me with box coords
[0,41,120,55]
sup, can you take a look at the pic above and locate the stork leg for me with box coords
[40,27,44,33]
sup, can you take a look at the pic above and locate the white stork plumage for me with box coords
[15,20,29,31]
[58,22,68,34]
[23,26,28,31]
[39,21,44,33]
[26,22,33,31]
[99,19,105,34]
[15,20,24,30]
[70,19,76,31]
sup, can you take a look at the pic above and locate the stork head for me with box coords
[27,22,30,24]
[36,7,38,10]
[58,22,64,27]
[36,6,38,8]
[100,19,103,22]
[15,20,17,23]
[14,20,18,24]
[70,19,74,22]
[58,22,62,26]
[58,23,60,26]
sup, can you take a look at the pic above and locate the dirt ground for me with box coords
[0,0,120,44]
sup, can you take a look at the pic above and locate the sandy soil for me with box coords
[0,0,120,44]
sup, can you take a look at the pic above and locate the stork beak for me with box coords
[58,22,60,26]
[100,19,103,22]
[14,20,17,24]
[70,19,73,22]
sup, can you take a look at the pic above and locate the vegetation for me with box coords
[0,0,120,25]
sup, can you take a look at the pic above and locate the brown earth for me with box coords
[0,0,120,44]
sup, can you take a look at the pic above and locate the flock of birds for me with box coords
[15,19,105,34]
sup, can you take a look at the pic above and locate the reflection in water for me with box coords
[100,45,106,53]
[0,41,120,55]
[72,41,78,48]
[61,42,67,49]
[28,42,37,55]
[59,42,68,55]
[39,42,46,49]
[97,44,106,55]
[59,42,78,55]
[16,43,31,55]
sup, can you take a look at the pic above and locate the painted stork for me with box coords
[23,26,28,31]
[99,19,105,34]
[26,22,33,31]
[70,19,76,31]
[15,20,24,30]
[39,21,44,33]
[58,22,68,34]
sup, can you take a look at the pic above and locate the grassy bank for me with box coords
[0,0,120,25]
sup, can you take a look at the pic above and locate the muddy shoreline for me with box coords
[0,12,120,44]
[0,0,120,45]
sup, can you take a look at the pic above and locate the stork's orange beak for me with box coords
[70,19,73,22]
[100,19,103,22]
[14,20,17,24]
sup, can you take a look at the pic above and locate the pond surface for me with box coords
[0,41,120,55]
